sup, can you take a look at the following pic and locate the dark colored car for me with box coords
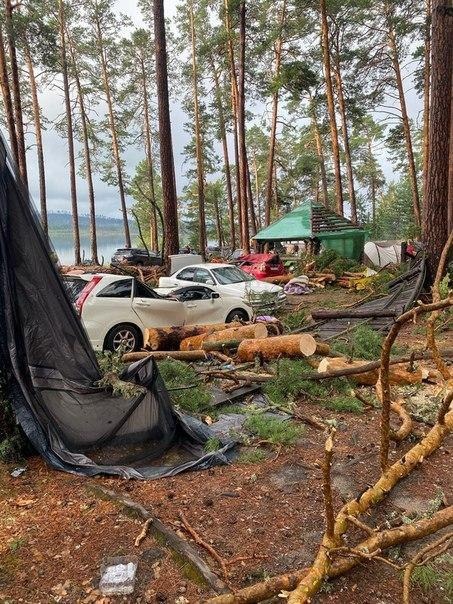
[111,248,163,267]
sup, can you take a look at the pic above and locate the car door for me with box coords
[165,266,197,288]
[132,280,187,328]
[177,286,226,325]
[193,267,216,287]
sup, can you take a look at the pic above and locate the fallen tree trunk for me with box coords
[311,309,397,320]
[261,274,292,284]
[303,348,453,381]
[180,324,268,351]
[236,334,330,362]
[144,322,242,351]
[122,350,209,363]
[205,506,453,604]
[317,357,425,386]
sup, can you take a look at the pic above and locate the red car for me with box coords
[236,253,287,280]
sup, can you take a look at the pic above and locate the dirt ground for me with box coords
[1,288,452,604]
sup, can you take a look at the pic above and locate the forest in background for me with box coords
[0,0,451,270]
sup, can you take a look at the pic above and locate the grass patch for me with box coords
[237,449,267,464]
[157,359,211,414]
[244,415,304,445]
[203,437,222,452]
[331,325,405,361]
[410,558,453,601]
[324,396,364,414]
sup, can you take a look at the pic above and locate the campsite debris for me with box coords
[122,350,209,363]
[144,323,242,351]
[99,556,138,596]
[88,484,228,593]
[236,334,330,362]
[10,467,26,478]
[180,324,268,351]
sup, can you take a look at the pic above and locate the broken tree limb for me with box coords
[180,324,267,351]
[379,296,453,471]
[303,348,453,381]
[87,484,228,593]
[402,530,453,604]
[317,357,425,386]
[323,429,336,541]
[144,322,242,351]
[236,334,330,362]
[204,507,453,604]
[390,399,412,441]
[122,350,209,363]
[311,309,397,320]
[135,518,152,547]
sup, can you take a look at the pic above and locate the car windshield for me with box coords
[212,266,255,284]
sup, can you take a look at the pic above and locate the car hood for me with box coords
[219,281,283,297]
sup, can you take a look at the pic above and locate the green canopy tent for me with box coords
[253,201,366,260]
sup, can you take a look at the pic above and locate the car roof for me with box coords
[64,272,132,282]
[178,263,235,270]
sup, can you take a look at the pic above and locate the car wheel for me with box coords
[104,324,142,353]
[226,309,249,323]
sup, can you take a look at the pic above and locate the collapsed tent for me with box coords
[0,134,233,479]
[364,240,402,267]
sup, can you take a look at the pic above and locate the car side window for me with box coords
[193,268,212,284]
[97,279,133,298]
[178,267,196,281]
[134,281,158,299]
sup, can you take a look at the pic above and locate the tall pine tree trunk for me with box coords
[189,2,207,258]
[139,52,158,252]
[310,100,329,207]
[4,0,27,186]
[422,0,432,201]
[333,53,357,223]
[66,32,99,264]
[264,0,286,226]
[253,153,262,228]
[94,15,131,248]
[153,0,180,259]
[449,90,453,235]
[387,26,422,229]
[0,28,18,167]
[23,43,47,236]
[58,0,80,265]
[422,0,453,277]
[210,57,236,249]
[237,0,250,253]
[320,0,343,215]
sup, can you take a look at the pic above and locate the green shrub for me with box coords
[157,359,211,413]
[244,414,304,445]
[281,309,306,332]
[331,325,405,361]
[314,249,340,272]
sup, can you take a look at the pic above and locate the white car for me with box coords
[63,273,252,352]
[158,263,286,311]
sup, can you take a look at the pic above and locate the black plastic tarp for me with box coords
[0,134,234,479]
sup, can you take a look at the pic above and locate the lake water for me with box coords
[50,233,127,265]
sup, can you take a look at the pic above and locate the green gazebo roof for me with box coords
[253,201,364,241]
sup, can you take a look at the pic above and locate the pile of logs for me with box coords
[60,263,165,285]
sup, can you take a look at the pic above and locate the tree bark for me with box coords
[23,43,47,236]
[0,28,19,170]
[139,52,159,252]
[317,356,424,386]
[422,0,432,202]
[320,0,343,215]
[422,0,453,278]
[153,0,180,260]
[189,2,207,258]
[144,322,242,351]
[237,334,330,362]
[333,52,357,223]
[66,29,99,264]
[93,13,131,248]
[387,24,422,229]
[310,102,329,208]
[237,1,250,252]
[58,0,80,265]
[180,324,268,351]
[210,57,236,249]
[4,0,27,186]
[264,0,286,226]
[123,350,209,363]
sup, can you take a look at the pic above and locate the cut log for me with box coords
[317,357,424,386]
[144,322,242,351]
[122,350,209,363]
[180,324,268,351]
[261,274,292,284]
[311,309,397,320]
[236,334,330,362]
[202,340,242,352]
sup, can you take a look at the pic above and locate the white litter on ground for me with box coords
[99,557,138,595]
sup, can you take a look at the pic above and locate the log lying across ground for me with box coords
[317,357,426,386]
[311,308,398,320]
[122,350,209,363]
[180,324,268,351]
[236,334,330,362]
[262,274,292,284]
[144,322,242,351]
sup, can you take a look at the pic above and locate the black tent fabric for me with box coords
[0,134,234,479]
